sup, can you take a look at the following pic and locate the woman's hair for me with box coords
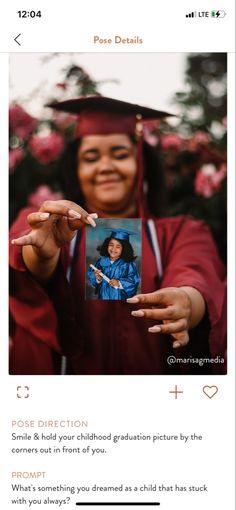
[57,137,167,217]
[97,236,136,262]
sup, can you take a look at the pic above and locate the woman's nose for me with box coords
[96,156,116,172]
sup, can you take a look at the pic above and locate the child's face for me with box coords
[108,239,123,261]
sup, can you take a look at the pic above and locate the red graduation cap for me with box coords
[47,96,173,216]
[47,95,172,136]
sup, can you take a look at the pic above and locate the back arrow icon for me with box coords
[14,34,21,46]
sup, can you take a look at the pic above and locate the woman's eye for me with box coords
[114,152,129,160]
[83,156,98,163]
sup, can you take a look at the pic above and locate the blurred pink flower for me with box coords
[192,131,211,144]
[28,132,65,164]
[195,163,227,198]
[28,185,63,208]
[186,131,211,151]
[53,111,77,130]
[160,133,183,151]
[143,125,159,146]
[9,104,38,139]
[9,147,24,174]
[56,82,67,90]
[222,116,227,128]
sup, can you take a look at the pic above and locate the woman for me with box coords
[9,96,226,375]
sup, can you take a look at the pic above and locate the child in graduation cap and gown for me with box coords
[9,96,227,375]
[87,228,140,300]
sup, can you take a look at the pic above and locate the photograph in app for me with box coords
[86,218,141,300]
[9,53,227,375]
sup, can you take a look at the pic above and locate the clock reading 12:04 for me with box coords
[17,11,42,18]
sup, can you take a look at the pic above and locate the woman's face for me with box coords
[77,134,137,213]
[107,238,123,261]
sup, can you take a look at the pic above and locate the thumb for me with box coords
[11,232,38,247]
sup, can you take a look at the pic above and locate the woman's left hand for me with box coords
[127,287,205,349]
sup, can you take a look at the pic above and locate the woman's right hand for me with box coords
[11,200,98,280]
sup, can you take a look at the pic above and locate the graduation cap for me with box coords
[47,95,173,216]
[47,95,172,137]
[105,228,137,242]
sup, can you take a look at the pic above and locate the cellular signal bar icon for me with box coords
[186,11,197,18]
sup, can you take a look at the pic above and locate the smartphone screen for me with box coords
[1,1,235,508]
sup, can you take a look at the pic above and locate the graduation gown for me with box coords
[87,257,140,300]
[9,209,227,375]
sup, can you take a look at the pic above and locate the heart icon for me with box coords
[203,385,218,399]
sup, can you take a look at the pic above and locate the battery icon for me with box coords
[211,10,226,17]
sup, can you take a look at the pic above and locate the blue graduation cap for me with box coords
[105,228,137,242]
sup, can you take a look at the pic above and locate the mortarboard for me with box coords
[47,96,172,137]
[104,227,137,242]
[47,96,173,216]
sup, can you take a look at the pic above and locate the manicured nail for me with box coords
[11,238,25,245]
[89,213,98,219]
[148,326,161,333]
[131,310,144,317]
[127,297,139,303]
[39,212,50,220]
[87,216,96,227]
[68,209,81,218]
[173,342,181,349]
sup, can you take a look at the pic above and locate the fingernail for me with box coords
[11,239,16,245]
[148,326,161,333]
[69,209,81,218]
[131,310,144,317]
[89,213,98,219]
[39,212,50,220]
[173,342,181,349]
[87,216,96,227]
[127,297,139,303]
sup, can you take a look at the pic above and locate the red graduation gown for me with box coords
[9,209,227,375]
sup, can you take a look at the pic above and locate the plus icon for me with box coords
[169,385,183,399]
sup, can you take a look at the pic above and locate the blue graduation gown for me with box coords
[87,256,140,300]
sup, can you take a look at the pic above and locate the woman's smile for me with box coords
[94,174,123,186]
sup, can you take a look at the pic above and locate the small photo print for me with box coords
[86,218,142,300]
